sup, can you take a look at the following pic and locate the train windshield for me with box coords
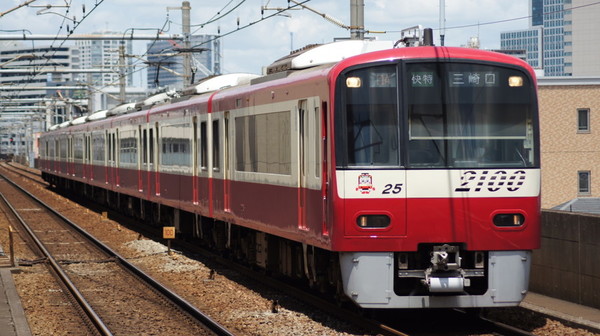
[335,61,538,169]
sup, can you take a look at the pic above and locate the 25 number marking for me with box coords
[382,183,403,194]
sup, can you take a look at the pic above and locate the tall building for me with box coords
[564,1,600,76]
[146,35,221,90]
[75,32,133,87]
[500,0,600,77]
[500,28,543,69]
[0,43,81,157]
[0,44,81,99]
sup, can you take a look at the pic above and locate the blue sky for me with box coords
[1,0,530,85]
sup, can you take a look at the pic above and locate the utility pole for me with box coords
[439,0,446,46]
[167,1,192,85]
[119,45,126,103]
[182,1,192,85]
[350,0,365,40]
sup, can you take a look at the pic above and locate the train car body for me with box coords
[39,39,540,309]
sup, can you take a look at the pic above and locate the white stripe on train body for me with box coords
[337,169,540,199]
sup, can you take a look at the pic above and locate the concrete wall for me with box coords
[530,210,600,309]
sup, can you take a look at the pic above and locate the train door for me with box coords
[138,125,144,192]
[298,100,309,230]
[115,130,120,186]
[68,135,73,176]
[104,130,109,184]
[154,123,160,196]
[298,99,326,233]
[320,102,329,236]
[143,125,154,198]
[44,140,49,171]
[192,117,199,205]
[223,111,231,212]
[84,134,91,180]
[107,131,113,185]
[51,139,60,172]
[108,129,119,187]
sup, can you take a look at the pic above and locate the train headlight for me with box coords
[508,76,523,87]
[357,214,390,228]
[493,213,525,227]
[346,77,362,88]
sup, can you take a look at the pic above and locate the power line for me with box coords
[93,1,313,95]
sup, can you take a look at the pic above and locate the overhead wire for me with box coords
[12,0,597,113]
[2,0,106,113]
[94,0,312,96]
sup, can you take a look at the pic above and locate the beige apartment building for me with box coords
[538,77,600,209]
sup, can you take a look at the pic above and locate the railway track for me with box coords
[1,161,46,185]
[174,237,538,336]
[0,170,233,336]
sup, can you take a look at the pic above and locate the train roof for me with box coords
[265,40,394,74]
[184,73,261,95]
[71,115,88,125]
[88,110,108,121]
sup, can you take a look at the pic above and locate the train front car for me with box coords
[330,47,540,309]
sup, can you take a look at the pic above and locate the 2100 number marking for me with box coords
[455,170,526,192]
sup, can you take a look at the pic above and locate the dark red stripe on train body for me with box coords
[331,196,540,252]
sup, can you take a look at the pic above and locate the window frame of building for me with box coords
[578,170,591,195]
[577,108,590,133]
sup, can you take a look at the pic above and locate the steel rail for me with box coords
[0,170,234,336]
[0,183,113,336]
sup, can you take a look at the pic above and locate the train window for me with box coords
[213,120,220,171]
[336,61,538,170]
[406,62,538,168]
[92,132,105,162]
[47,141,53,158]
[149,128,154,165]
[119,130,137,165]
[160,123,191,167]
[73,136,84,161]
[142,129,148,164]
[200,121,207,170]
[336,64,399,167]
[59,137,68,159]
[235,111,291,175]
[314,105,321,178]
[112,133,116,163]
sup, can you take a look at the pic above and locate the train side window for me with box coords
[113,133,117,164]
[314,105,321,178]
[200,121,207,170]
[160,123,191,167]
[142,128,148,165]
[235,111,291,175]
[92,133,105,163]
[213,119,220,171]
[149,128,154,165]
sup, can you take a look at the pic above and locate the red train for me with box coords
[39,36,540,309]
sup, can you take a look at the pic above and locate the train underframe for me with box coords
[45,174,348,302]
[44,173,532,309]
